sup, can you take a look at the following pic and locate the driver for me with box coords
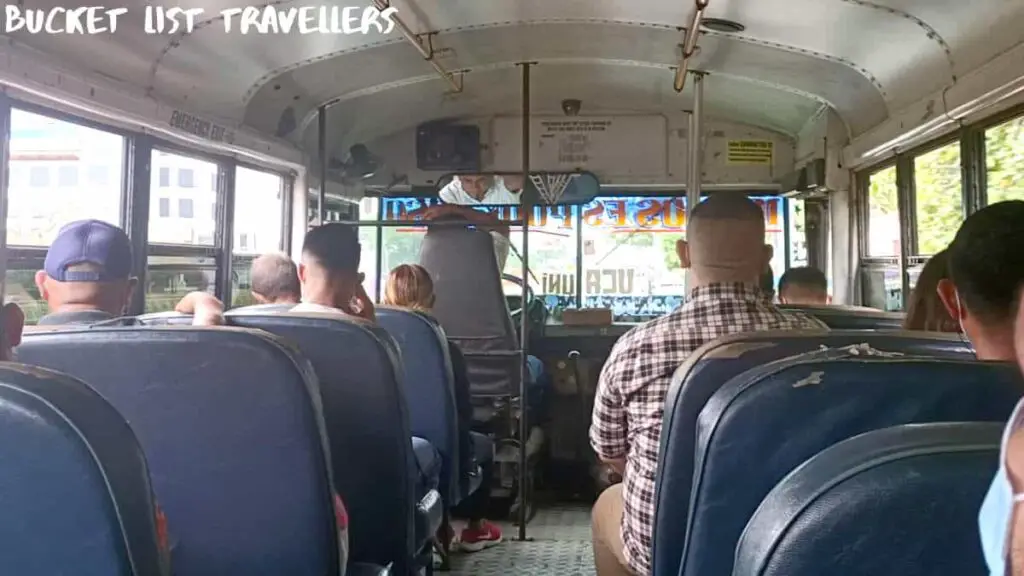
[438,174,524,205]
[422,174,525,273]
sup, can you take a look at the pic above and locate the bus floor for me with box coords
[448,505,595,575]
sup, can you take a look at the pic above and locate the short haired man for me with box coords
[937,200,1024,361]
[953,201,1024,576]
[35,219,223,326]
[250,252,301,304]
[589,193,825,576]
[34,219,138,325]
[292,223,374,321]
[777,266,830,305]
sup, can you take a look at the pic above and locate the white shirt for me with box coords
[438,176,519,205]
[289,302,354,317]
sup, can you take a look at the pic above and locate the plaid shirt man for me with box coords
[590,282,826,575]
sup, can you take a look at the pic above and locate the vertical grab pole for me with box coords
[685,72,705,296]
[517,60,532,541]
[317,105,328,225]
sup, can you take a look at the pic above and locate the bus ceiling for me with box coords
[2,0,1024,174]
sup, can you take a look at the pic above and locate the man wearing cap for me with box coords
[34,219,222,326]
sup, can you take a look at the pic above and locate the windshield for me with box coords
[354,193,787,321]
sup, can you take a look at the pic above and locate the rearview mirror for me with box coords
[435,171,600,206]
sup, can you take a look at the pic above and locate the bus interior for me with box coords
[1,0,1023,575]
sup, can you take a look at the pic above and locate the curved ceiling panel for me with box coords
[6,0,1022,150]
[298,64,823,159]
[246,22,884,144]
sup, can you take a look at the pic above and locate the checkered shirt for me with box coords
[589,282,827,575]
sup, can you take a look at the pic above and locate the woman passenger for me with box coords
[382,264,503,552]
[903,249,959,333]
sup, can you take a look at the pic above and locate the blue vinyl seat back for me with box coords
[225,312,421,573]
[377,307,461,505]
[679,352,1020,576]
[780,305,905,329]
[0,363,166,576]
[16,327,339,576]
[652,330,972,576]
[736,423,1001,576]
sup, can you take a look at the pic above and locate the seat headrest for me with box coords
[0,362,165,575]
[16,326,339,575]
[736,423,1001,576]
[419,226,516,344]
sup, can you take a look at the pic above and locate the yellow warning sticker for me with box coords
[727,140,773,165]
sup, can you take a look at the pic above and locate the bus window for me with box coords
[149,151,218,246]
[867,166,899,257]
[913,141,963,255]
[503,206,578,317]
[231,168,285,307]
[5,269,47,325]
[578,195,785,321]
[233,168,283,256]
[788,199,808,268]
[358,197,380,301]
[7,109,123,246]
[985,115,1024,204]
[145,256,216,312]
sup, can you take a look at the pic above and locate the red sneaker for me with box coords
[459,520,503,552]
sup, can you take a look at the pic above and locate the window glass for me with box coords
[178,198,194,219]
[7,109,123,246]
[29,166,49,187]
[5,268,48,325]
[178,168,195,188]
[358,198,380,300]
[57,165,78,187]
[159,167,170,187]
[87,165,109,186]
[913,142,963,255]
[149,151,217,245]
[861,266,903,311]
[231,255,257,308]
[788,199,808,268]
[867,166,900,257]
[578,195,784,321]
[233,167,283,255]
[145,256,216,312]
[985,115,1024,204]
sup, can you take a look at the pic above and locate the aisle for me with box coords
[448,506,596,575]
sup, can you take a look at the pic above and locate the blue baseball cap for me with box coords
[44,220,133,282]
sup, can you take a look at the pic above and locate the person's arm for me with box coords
[589,339,634,475]
[424,204,510,238]
[175,291,225,326]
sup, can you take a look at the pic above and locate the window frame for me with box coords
[0,97,294,316]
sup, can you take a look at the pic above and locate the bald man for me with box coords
[589,193,825,576]
[250,252,301,305]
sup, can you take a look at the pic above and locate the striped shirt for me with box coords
[589,282,826,575]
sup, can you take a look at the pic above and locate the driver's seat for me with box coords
[419,226,523,415]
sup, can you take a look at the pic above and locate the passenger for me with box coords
[250,252,301,304]
[34,219,223,326]
[903,249,957,332]
[759,265,775,303]
[955,201,1024,576]
[589,193,825,576]
[0,303,25,361]
[777,266,830,306]
[382,264,503,552]
[936,201,1024,361]
[291,223,375,321]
